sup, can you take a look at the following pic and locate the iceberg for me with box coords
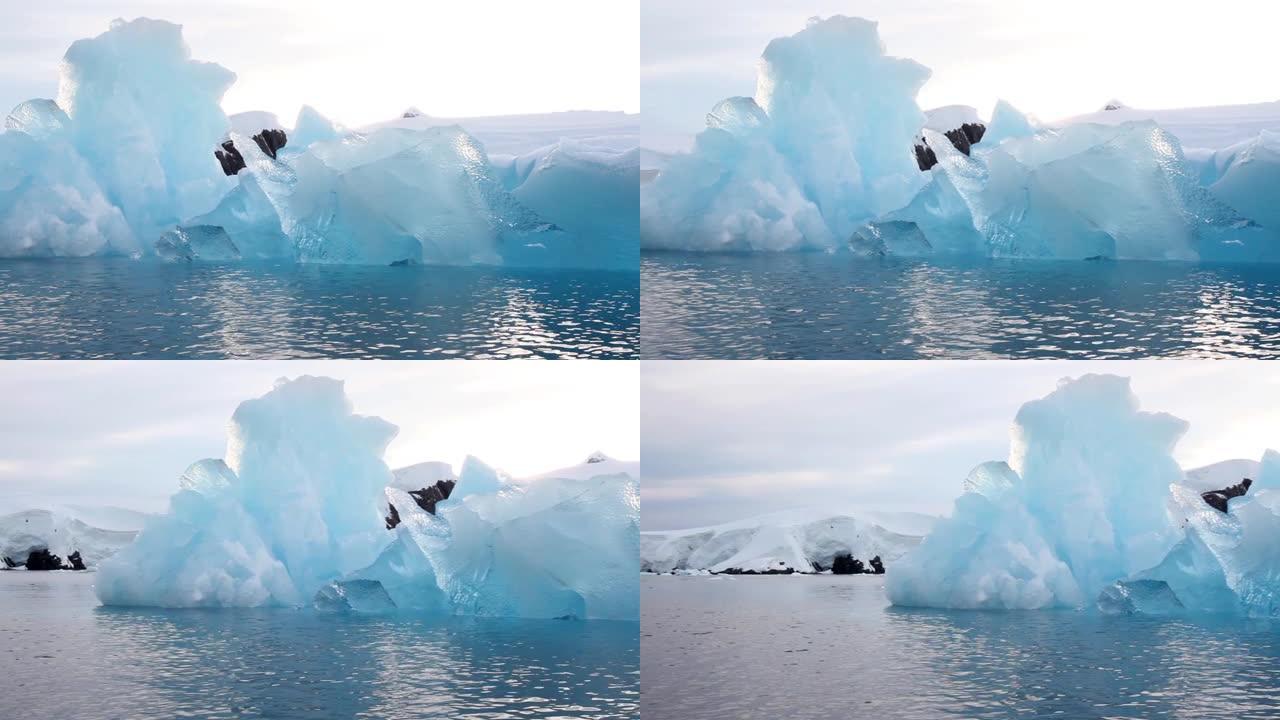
[887,375,1187,610]
[95,376,639,620]
[0,19,636,269]
[1103,452,1280,616]
[641,15,1280,262]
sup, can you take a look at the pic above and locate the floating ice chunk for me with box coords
[314,578,397,613]
[1097,579,1185,615]
[155,224,240,261]
[888,375,1187,610]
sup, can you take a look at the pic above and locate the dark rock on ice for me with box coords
[25,548,66,570]
[869,556,885,574]
[385,503,401,530]
[914,122,987,170]
[2,556,18,569]
[832,553,864,574]
[215,140,245,176]
[253,128,287,159]
[408,479,457,515]
[214,129,288,175]
[1202,478,1253,513]
[67,551,86,571]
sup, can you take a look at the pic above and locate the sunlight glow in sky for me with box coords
[642,0,1280,151]
[642,361,1280,530]
[0,361,639,514]
[1,0,639,127]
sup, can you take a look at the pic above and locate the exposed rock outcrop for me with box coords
[1202,478,1252,513]
[385,478,458,531]
[24,548,67,570]
[214,129,288,176]
[67,551,86,571]
[869,555,885,574]
[408,479,457,515]
[914,122,987,171]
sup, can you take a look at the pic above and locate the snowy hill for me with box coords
[1182,459,1260,492]
[1059,100,1280,150]
[361,110,639,156]
[0,509,139,569]
[641,508,936,574]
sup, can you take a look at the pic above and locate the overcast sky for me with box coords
[642,361,1280,530]
[0,361,638,515]
[0,0,638,127]
[642,0,1280,152]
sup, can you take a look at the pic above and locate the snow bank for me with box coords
[95,377,639,619]
[641,508,933,573]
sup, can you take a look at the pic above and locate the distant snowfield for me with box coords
[1057,100,1280,151]
[640,507,938,574]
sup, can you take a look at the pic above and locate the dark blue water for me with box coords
[0,572,638,720]
[642,575,1280,720]
[0,259,638,359]
[641,252,1280,359]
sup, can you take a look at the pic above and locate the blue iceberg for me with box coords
[0,18,636,269]
[888,374,1280,616]
[641,15,1280,261]
[95,376,639,620]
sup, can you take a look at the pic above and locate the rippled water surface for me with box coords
[1,572,638,720]
[0,259,638,359]
[643,575,1280,720]
[642,252,1280,358]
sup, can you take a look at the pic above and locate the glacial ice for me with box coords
[95,376,639,620]
[888,375,1280,616]
[887,375,1188,610]
[0,18,636,269]
[1103,452,1280,616]
[641,15,1280,261]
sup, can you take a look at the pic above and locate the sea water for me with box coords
[641,252,1280,359]
[0,258,638,359]
[642,574,1280,720]
[0,572,638,719]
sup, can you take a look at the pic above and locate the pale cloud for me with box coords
[0,361,638,515]
[0,0,638,127]
[642,361,1280,530]
[642,0,1280,152]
